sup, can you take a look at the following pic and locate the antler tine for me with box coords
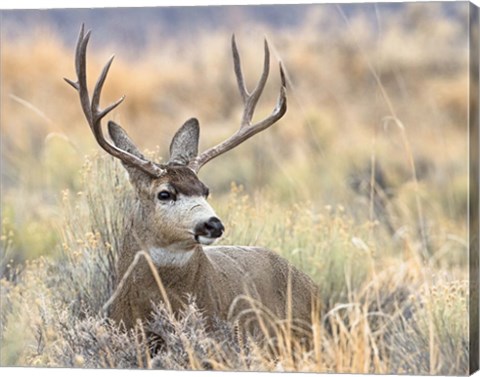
[65,25,163,178]
[254,62,287,130]
[244,38,270,123]
[77,28,93,123]
[189,37,287,173]
[232,36,271,126]
[64,25,84,91]
[92,56,127,120]
[231,35,248,104]
[92,55,115,111]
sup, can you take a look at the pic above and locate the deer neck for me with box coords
[117,200,216,287]
[149,245,211,298]
[148,246,196,268]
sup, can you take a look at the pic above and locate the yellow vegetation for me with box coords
[0,3,471,373]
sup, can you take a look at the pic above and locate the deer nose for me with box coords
[195,217,225,239]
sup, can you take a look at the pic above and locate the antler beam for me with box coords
[189,35,287,173]
[65,24,163,178]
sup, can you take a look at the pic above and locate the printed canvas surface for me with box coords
[1,2,479,375]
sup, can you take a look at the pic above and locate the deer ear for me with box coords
[108,121,153,187]
[108,121,145,160]
[168,118,199,166]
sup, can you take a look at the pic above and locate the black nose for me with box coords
[195,217,225,239]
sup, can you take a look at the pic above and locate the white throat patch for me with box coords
[149,247,194,267]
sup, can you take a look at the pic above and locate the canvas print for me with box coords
[1,2,479,375]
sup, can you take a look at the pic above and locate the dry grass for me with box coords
[0,154,469,373]
[0,3,471,374]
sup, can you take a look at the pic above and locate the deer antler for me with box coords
[189,35,287,173]
[65,24,164,178]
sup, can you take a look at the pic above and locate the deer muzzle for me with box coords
[194,216,225,245]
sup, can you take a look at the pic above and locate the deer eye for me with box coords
[157,190,175,202]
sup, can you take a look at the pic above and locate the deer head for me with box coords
[65,24,287,258]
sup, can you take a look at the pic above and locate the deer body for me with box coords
[66,25,319,338]
[107,162,317,333]
[111,243,317,332]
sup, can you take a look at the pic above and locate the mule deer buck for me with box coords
[66,25,319,339]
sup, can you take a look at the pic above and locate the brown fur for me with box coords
[67,26,318,340]
[109,167,320,338]
[110,242,319,335]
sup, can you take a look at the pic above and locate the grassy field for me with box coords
[0,3,471,374]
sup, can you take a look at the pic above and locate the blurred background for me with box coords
[1,2,470,265]
[0,2,474,371]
